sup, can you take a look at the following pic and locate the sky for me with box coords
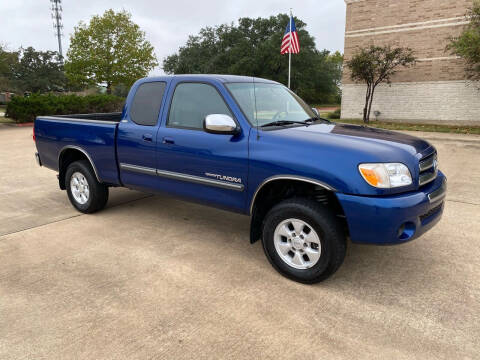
[1,0,346,75]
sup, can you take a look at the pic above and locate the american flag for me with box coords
[281,16,300,54]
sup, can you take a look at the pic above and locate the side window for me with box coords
[130,82,166,126]
[167,83,232,129]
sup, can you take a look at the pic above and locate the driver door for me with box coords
[155,81,249,213]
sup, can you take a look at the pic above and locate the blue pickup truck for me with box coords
[34,75,446,283]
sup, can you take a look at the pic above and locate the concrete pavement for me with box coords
[0,125,479,359]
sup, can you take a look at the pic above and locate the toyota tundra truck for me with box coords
[34,75,447,283]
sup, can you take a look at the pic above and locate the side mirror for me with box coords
[311,107,319,116]
[204,114,239,135]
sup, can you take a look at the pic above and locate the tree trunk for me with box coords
[106,82,112,95]
[366,86,376,122]
[363,84,371,123]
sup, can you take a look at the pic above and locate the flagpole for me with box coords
[288,52,291,89]
[288,9,292,89]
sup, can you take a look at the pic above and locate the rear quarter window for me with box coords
[130,82,166,126]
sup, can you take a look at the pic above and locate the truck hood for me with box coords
[256,122,436,195]
[287,122,433,158]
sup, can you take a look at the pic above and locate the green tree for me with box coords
[326,50,343,103]
[0,45,19,92]
[0,45,11,77]
[12,47,65,93]
[1,46,65,93]
[447,1,480,81]
[163,14,342,104]
[346,45,415,123]
[65,9,158,94]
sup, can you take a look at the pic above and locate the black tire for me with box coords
[65,160,109,214]
[262,198,346,284]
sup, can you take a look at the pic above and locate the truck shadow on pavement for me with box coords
[104,192,435,296]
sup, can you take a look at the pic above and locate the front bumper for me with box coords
[337,171,446,245]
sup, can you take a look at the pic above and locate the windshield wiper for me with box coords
[303,116,332,124]
[260,120,313,128]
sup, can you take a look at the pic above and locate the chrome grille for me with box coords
[419,154,435,171]
[418,152,437,186]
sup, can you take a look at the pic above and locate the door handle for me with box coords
[162,137,175,144]
[142,134,153,142]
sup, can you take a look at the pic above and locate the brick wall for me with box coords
[342,81,480,124]
[341,0,479,123]
[343,25,467,83]
[345,0,472,32]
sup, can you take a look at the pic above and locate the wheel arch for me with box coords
[249,176,345,244]
[58,146,101,190]
[249,175,336,215]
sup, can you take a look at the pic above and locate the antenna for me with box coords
[50,0,64,62]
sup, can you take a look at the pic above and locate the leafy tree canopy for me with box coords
[0,45,14,77]
[163,14,343,104]
[0,45,19,92]
[346,45,415,122]
[0,46,65,93]
[13,47,65,93]
[448,0,480,81]
[65,9,158,93]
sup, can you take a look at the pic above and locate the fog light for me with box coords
[397,222,415,240]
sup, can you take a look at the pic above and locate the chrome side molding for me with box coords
[119,163,244,191]
[119,163,157,175]
[156,169,244,191]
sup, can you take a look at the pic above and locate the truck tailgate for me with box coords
[35,117,120,185]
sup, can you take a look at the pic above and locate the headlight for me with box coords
[358,163,412,188]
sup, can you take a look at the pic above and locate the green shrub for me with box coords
[327,108,341,119]
[5,93,125,123]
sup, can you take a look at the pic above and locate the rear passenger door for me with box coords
[156,81,249,213]
[117,81,167,189]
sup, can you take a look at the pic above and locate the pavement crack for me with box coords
[446,198,480,206]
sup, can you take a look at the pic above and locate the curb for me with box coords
[0,122,33,128]
[400,130,480,144]
[316,107,340,112]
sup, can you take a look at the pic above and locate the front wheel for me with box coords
[262,198,346,284]
[65,160,109,213]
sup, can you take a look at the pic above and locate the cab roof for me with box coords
[139,74,280,84]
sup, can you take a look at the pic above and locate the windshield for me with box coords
[225,82,317,127]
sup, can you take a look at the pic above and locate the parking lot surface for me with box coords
[0,125,479,359]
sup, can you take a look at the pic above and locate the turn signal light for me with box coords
[359,167,379,186]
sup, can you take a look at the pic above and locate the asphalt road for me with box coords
[0,125,479,359]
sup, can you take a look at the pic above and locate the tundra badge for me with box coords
[205,172,242,183]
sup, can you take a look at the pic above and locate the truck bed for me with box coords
[34,113,121,185]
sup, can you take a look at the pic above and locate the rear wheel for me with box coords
[65,160,109,213]
[262,198,346,284]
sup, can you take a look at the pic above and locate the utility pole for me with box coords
[51,0,64,62]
